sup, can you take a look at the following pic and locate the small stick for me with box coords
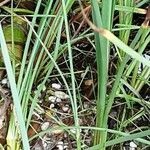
[0,0,10,7]
[0,85,11,117]
[78,0,106,35]
[142,5,150,27]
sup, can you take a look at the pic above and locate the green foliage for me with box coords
[0,0,150,149]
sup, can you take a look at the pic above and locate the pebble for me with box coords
[83,102,89,109]
[138,54,150,74]
[50,103,55,109]
[48,96,56,103]
[56,144,64,150]
[64,132,68,138]
[1,78,7,84]
[62,105,69,112]
[52,83,61,89]
[52,125,64,134]
[56,98,62,103]
[41,122,50,131]
[56,141,64,150]
[34,143,44,150]
[52,129,64,134]
[64,145,68,149]
[55,91,69,99]
[129,141,137,150]
[42,135,48,149]
[84,79,93,86]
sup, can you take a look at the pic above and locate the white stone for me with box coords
[56,98,62,103]
[1,78,7,84]
[43,142,47,149]
[62,105,69,112]
[138,54,150,74]
[130,141,137,148]
[54,91,69,99]
[52,129,63,134]
[52,83,61,89]
[50,103,55,109]
[56,144,63,150]
[41,122,49,131]
[64,132,67,138]
[52,128,64,135]
[48,96,56,103]
[51,125,64,135]
[83,102,89,109]
[64,145,68,149]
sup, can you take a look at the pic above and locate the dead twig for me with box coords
[0,0,10,7]
[142,5,150,27]
[0,85,11,117]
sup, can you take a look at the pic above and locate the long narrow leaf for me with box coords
[0,24,30,150]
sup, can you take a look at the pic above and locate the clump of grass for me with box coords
[0,0,150,150]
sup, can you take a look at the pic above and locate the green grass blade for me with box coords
[62,0,81,149]
[0,24,30,150]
